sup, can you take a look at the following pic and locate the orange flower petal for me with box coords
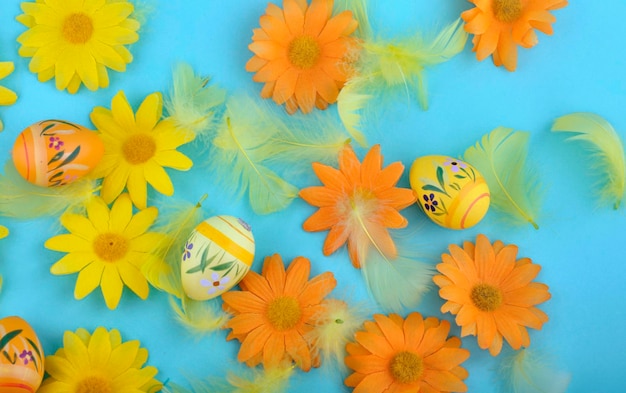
[295,71,316,113]
[417,320,450,357]
[501,263,541,291]
[227,313,265,336]
[352,371,394,393]
[237,325,272,363]
[373,314,404,351]
[345,354,387,375]
[323,223,349,255]
[284,256,310,295]
[273,67,299,104]
[222,291,266,314]
[354,331,394,358]
[282,0,305,36]
[311,162,349,190]
[422,369,468,392]
[476,313,497,350]
[259,14,292,46]
[475,27,499,61]
[285,330,312,371]
[299,185,342,207]
[309,67,339,103]
[318,10,355,44]
[303,206,339,231]
[249,40,284,61]
[263,254,286,296]
[262,332,286,368]
[493,312,523,350]
[253,58,291,83]
[245,56,268,72]
[424,347,470,371]
[504,283,551,307]
[304,0,331,36]
[299,271,336,306]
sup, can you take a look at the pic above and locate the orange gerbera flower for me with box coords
[222,254,336,371]
[299,144,417,268]
[462,0,568,71]
[246,0,358,114]
[433,234,551,356]
[345,313,470,393]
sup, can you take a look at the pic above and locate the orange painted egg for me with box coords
[409,155,490,230]
[0,316,44,393]
[181,216,255,301]
[11,119,104,187]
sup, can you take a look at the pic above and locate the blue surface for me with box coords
[0,0,624,392]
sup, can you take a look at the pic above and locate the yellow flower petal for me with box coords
[109,193,133,232]
[131,232,166,252]
[117,262,149,299]
[0,225,8,239]
[0,61,14,79]
[87,196,111,232]
[108,340,141,377]
[88,327,113,369]
[101,264,124,309]
[112,90,136,131]
[144,160,174,196]
[60,213,98,240]
[0,86,17,106]
[41,354,79,381]
[74,261,104,299]
[154,149,193,170]
[124,206,158,239]
[127,167,148,209]
[45,234,91,253]
[111,366,159,390]
[62,330,90,373]
[101,164,131,204]
[135,92,162,132]
[50,252,95,275]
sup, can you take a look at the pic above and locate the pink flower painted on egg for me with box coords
[48,136,64,150]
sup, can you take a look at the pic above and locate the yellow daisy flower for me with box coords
[38,326,162,393]
[16,0,140,94]
[0,61,18,132]
[90,91,194,209]
[45,193,166,309]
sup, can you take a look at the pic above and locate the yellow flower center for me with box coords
[75,375,112,393]
[122,134,157,165]
[62,13,94,44]
[93,233,129,262]
[267,296,301,331]
[470,283,503,311]
[492,0,523,23]
[390,351,423,384]
[288,36,321,69]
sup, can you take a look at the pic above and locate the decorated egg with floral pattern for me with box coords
[181,216,255,301]
[409,155,490,229]
[0,316,44,393]
[11,119,104,187]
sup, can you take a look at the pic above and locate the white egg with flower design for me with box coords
[181,215,255,300]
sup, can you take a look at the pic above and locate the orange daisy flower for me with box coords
[462,0,568,71]
[246,0,358,114]
[345,312,470,393]
[433,234,551,356]
[299,144,417,268]
[222,254,337,371]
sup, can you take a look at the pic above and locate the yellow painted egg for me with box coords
[11,119,104,187]
[0,316,44,393]
[409,155,490,229]
[181,216,255,301]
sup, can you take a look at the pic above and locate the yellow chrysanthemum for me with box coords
[38,327,162,393]
[0,61,18,132]
[90,91,194,209]
[16,0,140,94]
[45,193,166,309]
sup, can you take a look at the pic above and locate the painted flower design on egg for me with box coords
[443,157,467,173]
[201,272,231,295]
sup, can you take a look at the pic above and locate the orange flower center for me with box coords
[93,233,129,262]
[122,134,157,165]
[470,283,503,311]
[75,375,112,393]
[288,36,321,69]
[267,296,301,331]
[492,0,523,23]
[62,13,94,44]
[390,351,423,384]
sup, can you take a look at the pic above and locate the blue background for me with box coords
[0,0,624,392]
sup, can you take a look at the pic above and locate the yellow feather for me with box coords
[0,160,98,219]
[462,127,542,229]
[552,112,626,209]
[209,96,299,215]
[169,296,229,335]
[164,62,226,140]
[337,77,371,147]
[498,348,571,393]
[141,195,206,297]
[305,299,368,372]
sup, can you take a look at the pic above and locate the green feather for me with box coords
[552,112,626,209]
[210,97,298,215]
[463,127,542,229]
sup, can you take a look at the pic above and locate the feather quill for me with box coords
[0,160,98,219]
[462,127,542,229]
[210,96,299,215]
[551,112,626,209]
[498,348,571,393]
[164,62,226,140]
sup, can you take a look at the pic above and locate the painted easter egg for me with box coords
[181,216,255,301]
[11,119,104,187]
[0,316,44,393]
[409,155,490,230]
